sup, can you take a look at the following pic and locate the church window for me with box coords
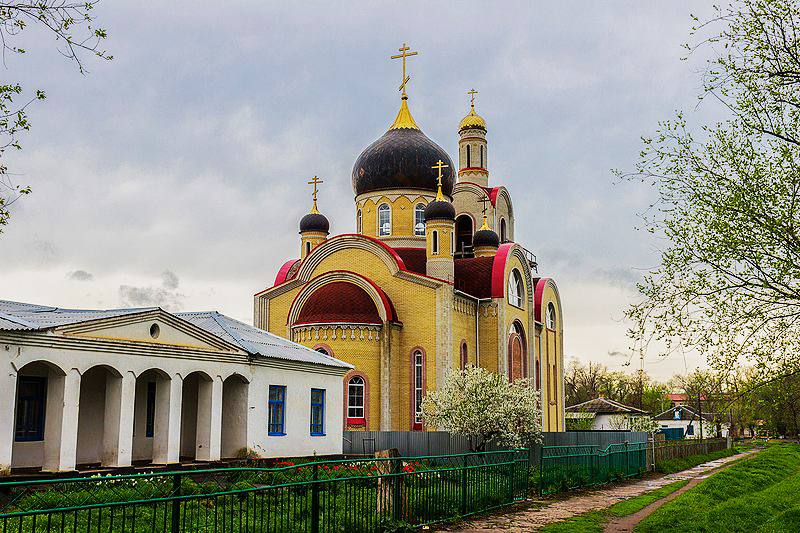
[315,347,330,356]
[357,209,362,234]
[460,343,468,370]
[432,230,439,254]
[508,269,524,308]
[15,376,46,441]
[500,218,507,242]
[451,231,455,254]
[546,303,556,330]
[347,376,365,420]
[268,385,286,435]
[414,203,426,236]
[378,203,391,236]
[145,381,156,438]
[480,145,484,167]
[413,350,424,428]
[466,144,471,167]
[305,241,311,256]
[310,388,325,436]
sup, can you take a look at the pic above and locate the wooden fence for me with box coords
[648,437,729,466]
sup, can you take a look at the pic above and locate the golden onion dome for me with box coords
[458,105,486,132]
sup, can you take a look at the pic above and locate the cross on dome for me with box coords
[478,195,490,229]
[432,159,449,201]
[307,176,324,214]
[391,43,418,98]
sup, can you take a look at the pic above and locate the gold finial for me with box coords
[307,176,324,214]
[478,195,490,229]
[391,43,418,99]
[468,88,478,110]
[432,160,449,201]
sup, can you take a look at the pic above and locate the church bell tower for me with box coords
[458,89,489,187]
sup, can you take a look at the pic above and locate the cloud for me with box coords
[118,270,183,310]
[67,270,94,282]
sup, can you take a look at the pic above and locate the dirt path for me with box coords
[434,449,758,533]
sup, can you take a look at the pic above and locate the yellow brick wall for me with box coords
[538,283,564,432]
[357,192,431,240]
[451,301,477,369]
[478,305,499,373]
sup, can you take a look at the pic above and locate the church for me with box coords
[254,45,565,433]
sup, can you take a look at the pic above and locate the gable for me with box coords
[55,310,239,352]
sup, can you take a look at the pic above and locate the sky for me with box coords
[0,1,728,381]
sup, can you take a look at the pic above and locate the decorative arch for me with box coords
[220,371,250,384]
[408,346,428,431]
[312,343,335,357]
[534,278,563,327]
[81,363,123,378]
[288,270,397,326]
[296,234,407,280]
[459,340,469,370]
[343,370,370,429]
[490,244,534,308]
[15,359,67,376]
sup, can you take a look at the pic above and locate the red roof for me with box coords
[295,282,382,325]
[667,394,706,402]
[274,259,300,286]
[394,248,427,276]
[454,257,494,297]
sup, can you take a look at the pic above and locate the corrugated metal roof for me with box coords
[0,299,156,331]
[565,397,649,415]
[176,312,352,369]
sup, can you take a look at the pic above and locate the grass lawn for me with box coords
[654,446,739,474]
[636,443,800,532]
[536,480,689,533]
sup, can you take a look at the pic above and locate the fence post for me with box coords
[170,473,181,533]
[461,453,468,515]
[625,441,629,476]
[311,463,320,533]
[507,452,515,503]
[538,450,544,496]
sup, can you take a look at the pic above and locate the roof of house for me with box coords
[176,312,352,369]
[653,405,718,423]
[0,299,351,369]
[565,397,650,415]
[666,393,706,402]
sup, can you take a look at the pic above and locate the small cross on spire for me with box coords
[307,176,324,214]
[468,88,478,109]
[391,43,418,98]
[478,195,490,229]
[431,159,449,201]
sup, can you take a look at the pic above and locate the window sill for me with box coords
[310,433,326,437]
[14,437,44,442]
[347,418,366,425]
[268,432,287,437]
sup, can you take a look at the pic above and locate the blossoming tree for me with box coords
[420,365,542,452]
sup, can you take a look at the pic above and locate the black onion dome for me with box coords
[473,228,500,248]
[352,128,455,196]
[299,212,329,234]
[424,200,456,222]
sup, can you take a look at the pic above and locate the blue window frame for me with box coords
[310,389,325,436]
[268,385,286,435]
[145,381,157,438]
[15,376,46,441]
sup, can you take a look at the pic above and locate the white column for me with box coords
[0,359,16,475]
[164,374,183,464]
[152,375,173,464]
[208,376,223,461]
[195,377,213,461]
[101,372,122,466]
[110,371,136,467]
[45,369,80,472]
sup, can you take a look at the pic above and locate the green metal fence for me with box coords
[538,441,647,495]
[0,450,529,532]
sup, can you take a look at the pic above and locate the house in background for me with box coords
[665,393,706,408]
[565,398,650,430]
[1,299,351,475]
[654,405,729,438]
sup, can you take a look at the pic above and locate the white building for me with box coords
[0,300,352,475]
[654,405,730,439]
[565,397,650,431]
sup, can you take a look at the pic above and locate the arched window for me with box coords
[347,376,365,420]
[546,302,556,330]
[508,269,524,308]
[414,203,426,236]
[466,144,471,167]
[460,343,468,370]
[480,145,484,167]
[412,350,424,429]
[378,203,391,236]
[432,230,438,254]
[357,209,362,234]
[451,231,455,255]
[500,218,507,242]
[508,322,526,381]
[305,241,311,256]
[315,347,329,356]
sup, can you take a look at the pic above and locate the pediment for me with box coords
[55,310,238,352]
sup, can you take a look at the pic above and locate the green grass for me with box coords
[654,446,738,474]
[536,480,689,533]
[636,443,800,533]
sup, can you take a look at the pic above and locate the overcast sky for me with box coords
[0,1,727,381]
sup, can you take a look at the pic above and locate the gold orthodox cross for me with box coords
[468,88,478,108]
[307,176,323,214]
[431,159,448,201]
[391,43,418,97]
[478,195,490,228]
